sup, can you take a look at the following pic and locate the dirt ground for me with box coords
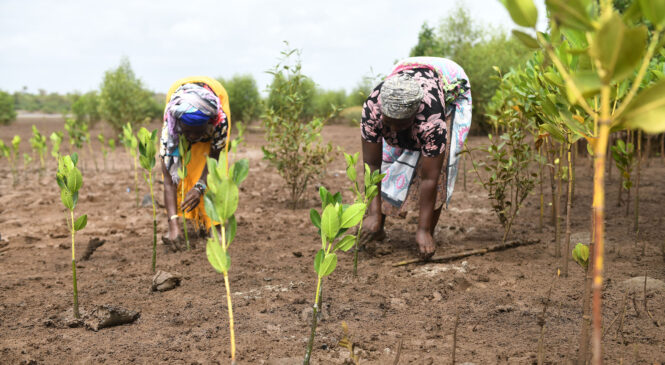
[1,116,664,364]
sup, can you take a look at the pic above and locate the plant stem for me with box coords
[564,141,572,278]
[353,215,365,277]
[539,144,544,233]
[555,143,563,258]
[181,183,190,250]
[590,84,611,365]
[70,210,80,319]
[149,172,156,273]
[223,272,236,364]
[634,130,640,233]
[134,154,139,208]
[304,277,323,365]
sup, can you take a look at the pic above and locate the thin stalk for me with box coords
[71,210,80,319]
[304,276,323,365]
[149,171,157,273]
[590,84,611,365]
[223,273,236,364]
[546,138,557,228]
[353,214,364,277]
[539,144,545,233]
[564,141,573,278]
[555,143,563,258]
[634,131,641,233]
[181,183,190,250]
[134,155,139,208]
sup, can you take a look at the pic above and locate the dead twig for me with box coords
[393,239,540,267]
[603,293,627,339]
[451,312,460,365]
[392,339,403,365]
[643,272,660,327]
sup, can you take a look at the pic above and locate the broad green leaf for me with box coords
[226,215,237,246]
[567,71,602,103]
[333,235,356,252]
[60,190,74,210]
[70,152,79,166]
[638,0,665,29]
[216,178,239,221]
[512,30,540,49]
[314,249,324,275]
[504,0,538,28]
[74,214,87,231]
[319,186,330,209]
[572,243,589,269]
[206,238,230,273]
[590,14,647,83]
[541,123,565,143]
[343,152,354,167]
[364,164,371,187]
[66,168,82,193]
[203,194,221,223]
[346,166,357,182]
[545,0,594,31]
[319,253,337,277]
[230,159,250,186]
[321,204,341,240]
[310,208,321,229]
[340,202,366,228]
[366,185,379,201]
[618,79,665,133]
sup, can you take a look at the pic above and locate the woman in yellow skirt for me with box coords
[160,76,231,250]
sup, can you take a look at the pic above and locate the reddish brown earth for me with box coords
[1,116,664,364]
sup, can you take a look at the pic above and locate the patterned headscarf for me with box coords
[164,83,223,136]
[379,73,424,119]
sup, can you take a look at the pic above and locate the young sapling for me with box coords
[342,151,384,277]
[204,154,249,365]
[8,136,21,185]
[304,186,365,364]
[137,127,159,272]
[98,134,108,170]
[121,123,140,207]
[108,138,116,170]
[50,132,63,163]
[572,243,590,271]
[22,153,33,178]
[177,135,192,250]
[55,153,87,319]
[29,125,47,173]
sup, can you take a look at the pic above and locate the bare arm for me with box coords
[362,138,384,229]
[417,153,445,234]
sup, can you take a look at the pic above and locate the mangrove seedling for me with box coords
[304,186,365,364]
[55,153,87,319]
[1,139,18,186]
[177,135,192,250]
[137,127,159,273]
[611,139,635,215]
[203,154,249,365]
[50,131,63,163]
[342,151,383,276]
[98,134,108,170]
[108,138,116,170]
[7,136,21,185]
[572,243,590,271]
[29,125,47,173]
[121,123,140,207]
[22,153,33,179]
[64,117,85,151]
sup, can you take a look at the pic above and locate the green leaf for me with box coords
[567,71,602,103]
[346,166,357,182]
[541,123,565,143]
[206,238,230,273]
[333,235,356,252]
[618,79,665,133]
[590,14,647,83]
[319,253,337,277]
[310,208,321,229]
[364,164,371,187]
[70,152,79,166]
[66,167,83,193]
[321,204,341,240]
[638,0,665,29]
[203,194,221,223]
[571,243,589,269]
[340,202,366,228]
[366,185,379,201]
[545,0,594,31]
[226,215,237,246]
[504,0,538,28]
[230,159,250,186]
[314,249,324,275]
[74,214,87,231]
[319,186,330,208]
[343,152,354,167]
[60,190,74,210]
[512,30,540,49]
[216,178,239,221]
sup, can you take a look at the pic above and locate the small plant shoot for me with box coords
[304,186,365,364]
[55,153,87,319]
[121,122,140,207]
[98,134,108,170]
[50,131,63,162]
[203,153,249,365]
[29,125,47,173]
[572,243,590,271]
[137,127,159,273]
[177,135,192,250]
[342,151,384,276]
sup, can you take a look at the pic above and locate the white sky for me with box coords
[0,0,546,95]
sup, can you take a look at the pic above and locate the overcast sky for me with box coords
[0,0,546,95]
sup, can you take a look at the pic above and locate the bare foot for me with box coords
[416,229,436,260]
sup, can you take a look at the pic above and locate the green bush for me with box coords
[71,91,101,127]
[216,74,263,124]
[334,106,362,126]
[0,90,17,125]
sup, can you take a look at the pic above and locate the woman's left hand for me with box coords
[181,188,203,212]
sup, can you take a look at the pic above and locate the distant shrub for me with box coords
[0,90,17,125]
[334,106,362,126]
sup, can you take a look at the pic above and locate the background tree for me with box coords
[216,74,263,124]
[0,90,17,125]
[99,58,162,133]
[71,91,101,127]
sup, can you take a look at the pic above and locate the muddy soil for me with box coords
[1,116,664,364]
